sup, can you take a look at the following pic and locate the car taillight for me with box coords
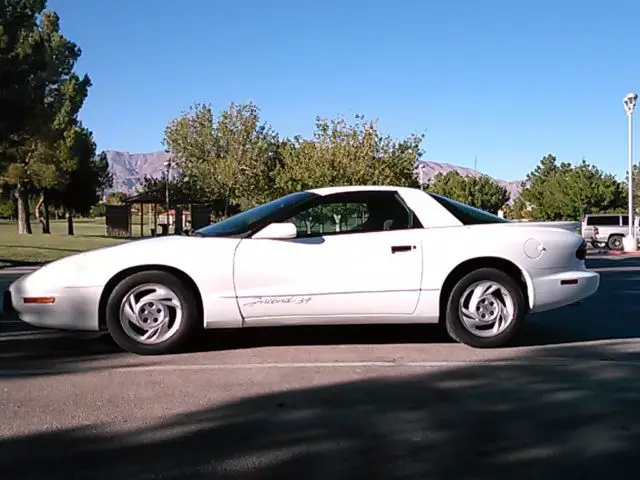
[576,239,587,260]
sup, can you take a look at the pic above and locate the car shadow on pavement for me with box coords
[0,333,121,362]
[2,342,640,479]
[194,323,453,353]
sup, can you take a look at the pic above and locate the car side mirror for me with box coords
[252,222,298,240]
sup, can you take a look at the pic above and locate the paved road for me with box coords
[2,258,640,479]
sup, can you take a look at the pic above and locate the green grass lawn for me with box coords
[0,218,146,268]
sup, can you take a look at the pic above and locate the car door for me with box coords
[232,190,424,322]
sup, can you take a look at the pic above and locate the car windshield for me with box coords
[428,193,511,225]
[195,191,318,237]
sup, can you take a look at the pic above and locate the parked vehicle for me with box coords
[581,213,639,250]
[4,186,599,355]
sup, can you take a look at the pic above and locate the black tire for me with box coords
[444,268,526,348]
[105,270,200,355]
[608,235,623,251]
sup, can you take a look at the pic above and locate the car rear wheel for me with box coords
[444,268,526,348]
[105,270,199,355]
[608,234,623,250]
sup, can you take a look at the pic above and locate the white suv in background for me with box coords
[581,213,639,250]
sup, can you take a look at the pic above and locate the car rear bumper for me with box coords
[529,269,600,314]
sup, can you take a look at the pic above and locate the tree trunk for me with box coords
[333,214,342,232]
[67,210,74,235]
[35,191,51,234]
[44,195,50,233]
[15,184,32,234]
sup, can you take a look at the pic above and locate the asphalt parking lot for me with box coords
[2,256,640,479]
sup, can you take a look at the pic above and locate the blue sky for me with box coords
[49,0,640,182]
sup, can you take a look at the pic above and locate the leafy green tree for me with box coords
[163,101,282,215]
[0,2,91,233]
[516,154,625,221]
[0,184,15,218]
[427,171,510,213]
[106,191,127,205]
[0,0,46,152]
[49,129,113,234]
[622,164,640,213]
[274,115,423,193]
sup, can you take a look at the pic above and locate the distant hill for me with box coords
[415,160,523,202]
[103,150,174,193]
[104,151,523,201]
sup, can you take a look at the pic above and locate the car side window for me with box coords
[284,191,416,238]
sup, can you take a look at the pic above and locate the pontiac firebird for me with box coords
[3,186,599,355]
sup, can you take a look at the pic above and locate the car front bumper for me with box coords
[5,276,102,331]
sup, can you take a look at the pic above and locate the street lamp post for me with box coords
[416,163,427,189]
[623,93,638,251]
[163,149,172,232]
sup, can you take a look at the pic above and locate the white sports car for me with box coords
[3,186,599,355]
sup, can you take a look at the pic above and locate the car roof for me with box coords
[307,185,422,196]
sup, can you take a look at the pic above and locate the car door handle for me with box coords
[391,245,414,253]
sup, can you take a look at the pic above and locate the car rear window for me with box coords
[428,193,511,225]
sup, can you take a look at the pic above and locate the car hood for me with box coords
[27,234,242,288]
[79,234,241,262]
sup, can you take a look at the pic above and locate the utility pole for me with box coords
[623,93,638,251]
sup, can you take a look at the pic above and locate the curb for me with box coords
[0,266,39,274]
[587,250,640,256]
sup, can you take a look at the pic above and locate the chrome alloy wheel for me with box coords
[458,280,515,338]
[119,283,183,345]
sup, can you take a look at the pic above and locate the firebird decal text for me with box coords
[242,296,312,307]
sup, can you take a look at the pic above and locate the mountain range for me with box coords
[104,150,524,201]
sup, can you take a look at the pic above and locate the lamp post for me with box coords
[416,163,427,189]
[164,149,172,230]
[623,93,638,251]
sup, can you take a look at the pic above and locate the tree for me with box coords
[105,191,127,205]
[427,171,510,213]
[516,154,625,221]
[0,0,46,151]
[163,101,282,215]
[0,2,91,234]
[49,128,113,234]
[274,115,423,194]
[93,151,113,200]
[622,164,640,213]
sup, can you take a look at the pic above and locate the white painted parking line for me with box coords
[111,358,640,371]
[3,357,640,377]
[0,267,38,274]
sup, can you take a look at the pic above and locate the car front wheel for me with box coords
[444,268,526,348]
[105,270,200,355]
